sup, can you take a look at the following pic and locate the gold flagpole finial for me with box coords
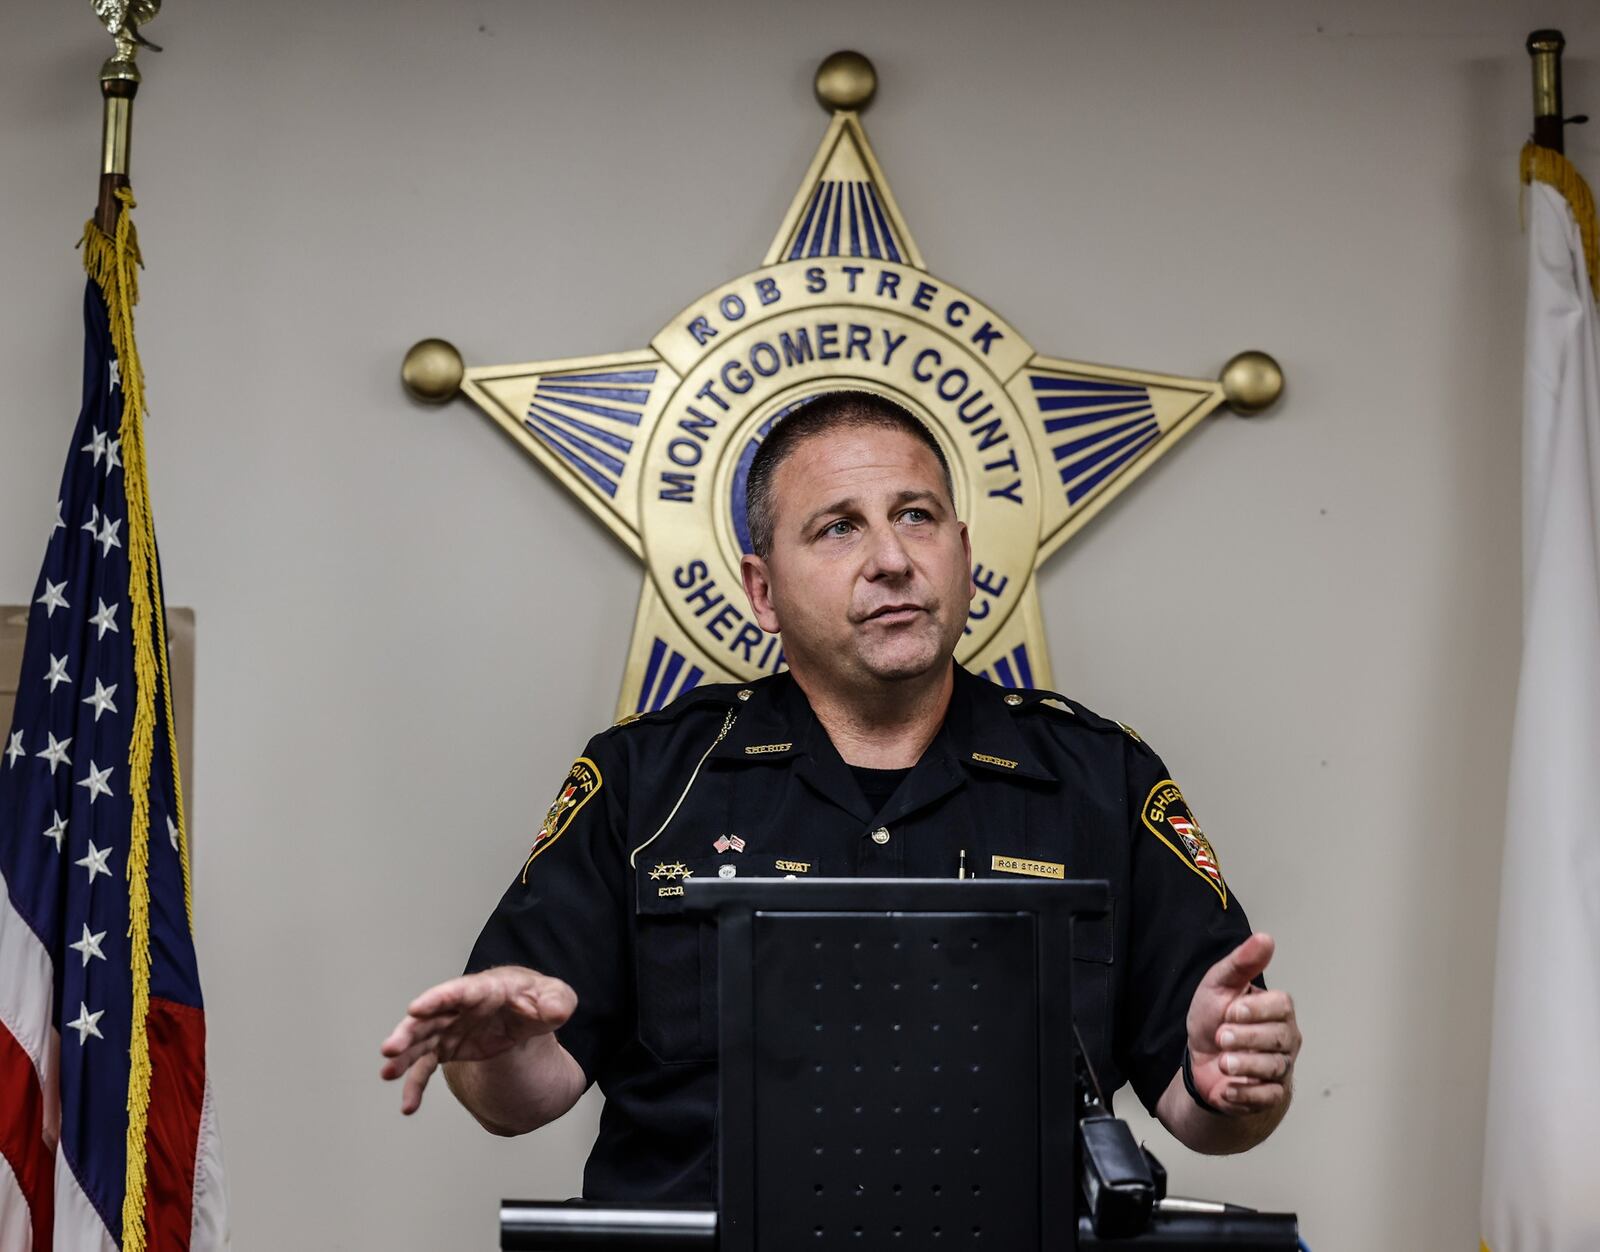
[93,0,162,81]
[90,1,161,231]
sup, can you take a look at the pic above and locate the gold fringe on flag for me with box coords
[80,185,193,1252]
[1522,142,1600,298]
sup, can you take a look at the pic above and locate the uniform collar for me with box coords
[710,673,869,821]
[709,664,1056,784]
[941,665,1057,783]
[710,673,809,764]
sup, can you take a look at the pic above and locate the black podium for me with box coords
[709,879,1093,1251]
[501,878,1299,1250]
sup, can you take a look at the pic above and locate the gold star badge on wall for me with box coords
[402,52,1283,720]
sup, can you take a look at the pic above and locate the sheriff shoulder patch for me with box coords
[522,756,602,883]
[1141,778,1227,907]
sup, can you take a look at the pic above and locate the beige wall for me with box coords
[4,1,1596,1247]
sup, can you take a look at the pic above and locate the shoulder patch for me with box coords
[522,756,602,883]
[1140,778,1228,907]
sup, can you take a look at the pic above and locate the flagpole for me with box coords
[1522,31,1598,300]
[91,3,162,233]
[1526,29,1589,156]
[96,66,137,232]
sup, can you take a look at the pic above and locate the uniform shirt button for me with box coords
[1004,693,1023,706]
[736,689,753,702]
[719,864,738,878]
[871,827,891,845]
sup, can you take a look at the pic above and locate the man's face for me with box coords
[740,424,973,691]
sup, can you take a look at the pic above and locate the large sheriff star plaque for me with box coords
[402,52,1282,720]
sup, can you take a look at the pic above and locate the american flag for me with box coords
[0,208,226,1249]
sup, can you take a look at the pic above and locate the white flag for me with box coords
[1481,154,1600,1252]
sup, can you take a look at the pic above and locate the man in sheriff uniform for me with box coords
[381,391,1302,1201]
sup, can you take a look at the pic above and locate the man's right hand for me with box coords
[379,966,577,1116]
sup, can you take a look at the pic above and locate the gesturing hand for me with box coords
[1184,932,1300,1117]
[379,966,577,1115]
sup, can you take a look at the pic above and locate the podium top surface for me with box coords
[680,876,1110,916]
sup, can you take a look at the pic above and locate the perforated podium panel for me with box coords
[686,879,1108,1252]
[753,912,1039,1246]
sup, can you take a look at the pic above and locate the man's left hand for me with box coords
[1184,932,1300,1117]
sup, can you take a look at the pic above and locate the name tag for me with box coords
[990,855,1064,880]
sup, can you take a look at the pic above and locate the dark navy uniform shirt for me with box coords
[466,664,1252,1202]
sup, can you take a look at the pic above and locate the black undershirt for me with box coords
[849,764,913,816]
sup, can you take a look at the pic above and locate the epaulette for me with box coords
[605,680,748,734]
[1000,686,1139,740]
